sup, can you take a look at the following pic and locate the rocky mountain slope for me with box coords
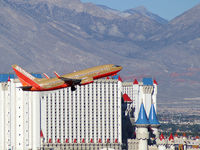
[0,0,200,103]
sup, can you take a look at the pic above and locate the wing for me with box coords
[59,77,82,85]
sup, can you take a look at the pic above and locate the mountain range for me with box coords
[0,0,200,105]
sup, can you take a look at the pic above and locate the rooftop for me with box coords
[0,74,15,82]
[135,103,149,125]
[143,78,153,85]
[0,73,42,82]
[133,79,138,84]
[149,104,160,125]
[122,93,132,102]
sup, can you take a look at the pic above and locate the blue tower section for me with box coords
[0,74,15,82]
[143,78,153,85]
[149,104,160,125]
[135,103,149,125]
[112,75,119,79]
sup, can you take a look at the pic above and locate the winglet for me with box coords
[54,71,60,78]
[43,73,50,79]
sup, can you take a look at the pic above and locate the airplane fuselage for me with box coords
[13,64,122,91]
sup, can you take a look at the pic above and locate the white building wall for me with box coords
[41,94,46,142]
[5,82,10,150]
[47,94,51,143]
[0,83,5,150]
[152,83,157,112]
[136,83,144,121]
[118,80,122,144]
[122,82,134,105]
[0,78,125,149]
[0,79,41,150]
[122,80,157,121]
[23,90,30,148]
[133,83,139,121]
[31,92,41,150]
[60,90,64,142]
[0,82,7,150]
[41,79,122,145]
[15,85,24,150]
[28,91,33,149]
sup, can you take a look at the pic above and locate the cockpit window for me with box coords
[112,65,121,67]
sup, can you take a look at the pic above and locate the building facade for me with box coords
[0,78,41,150]
[0,77,123,150]
[0,74,162,150]
[122,78,158,121]
[41,79,122,149]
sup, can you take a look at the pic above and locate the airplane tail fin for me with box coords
[12,64,40,88]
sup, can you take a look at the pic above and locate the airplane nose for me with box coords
[118,66,122,70]
[112,65,122,70]
[113,65,121,67]
[115,65,121,67]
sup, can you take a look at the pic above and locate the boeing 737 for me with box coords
[12,64,122,91]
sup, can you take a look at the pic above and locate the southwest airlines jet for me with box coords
[12,64,122,91]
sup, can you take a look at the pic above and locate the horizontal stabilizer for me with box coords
[60,77,81,85]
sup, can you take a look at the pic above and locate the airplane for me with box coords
[12,64,122,91]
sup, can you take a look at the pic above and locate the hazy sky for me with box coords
[81,0,200,20]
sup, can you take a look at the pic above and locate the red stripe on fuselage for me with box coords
[93,70,120,79]
[81,81,94,85]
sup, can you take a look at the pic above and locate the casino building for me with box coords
[0,73,162,150]
[40,78,122,150]
[0,75,123,150]
[0,74,42,150]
